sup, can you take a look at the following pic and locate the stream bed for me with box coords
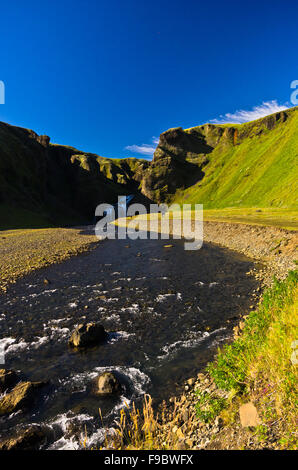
[0,232,260,449]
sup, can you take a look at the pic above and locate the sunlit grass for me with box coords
[114,207,298,231]
[208,270,298,449]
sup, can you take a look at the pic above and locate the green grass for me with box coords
[206,270,298,448]
[175,108,298,209]
[102,271,297,450]
[203,207,298,230]
[115,207,298,231]
[195,392,226,423]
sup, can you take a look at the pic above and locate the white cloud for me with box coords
[125,137,159,157]
[211,100,290,124]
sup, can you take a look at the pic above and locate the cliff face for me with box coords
[0,121,149,228]
[139,108,297,208]
[139,127,211,203]
[0,107,297,229]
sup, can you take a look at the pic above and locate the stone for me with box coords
[37,135,50,147]
[239,402,261,427]
[95,372,121,395]
[0,381,46,416]
[0,426,47,450]
[187,378,195,387]
[0,369,18,393]
[214,416,223,429]
[69,322,107,348]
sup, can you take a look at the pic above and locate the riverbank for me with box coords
[115,214,297,282]
[0,215,296,294]
[203,221,297,283]
[0,227,98,293]
[0,219,296,450]
[108,216,298,450]
[0,230,260,450]
[107,270,297,451]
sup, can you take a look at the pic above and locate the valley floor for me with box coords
[203,207,298,231]
[1,211,296,294]
[0,213,297,450]
[0,227,99,293]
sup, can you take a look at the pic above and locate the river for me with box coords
[0,233,260,449]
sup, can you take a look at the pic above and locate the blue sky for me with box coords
[0,0,297,159]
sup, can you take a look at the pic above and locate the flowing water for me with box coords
[0,232,260,449]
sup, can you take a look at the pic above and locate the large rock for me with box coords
[0,381,46,416]
[69,322,107,348]
[239,402,261,427]
[0,426,47,450]
[0,369,18,393]
[95,372,121,395]
[140,127,210,203]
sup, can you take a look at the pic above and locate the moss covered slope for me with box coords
[1,107,297,229]
[0,122,149,228]
[145,107,298,209]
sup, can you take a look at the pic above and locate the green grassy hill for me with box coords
[0,107,297,230]
[170,108,298,209]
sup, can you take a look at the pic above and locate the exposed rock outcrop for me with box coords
[0,106,296,229]
[0,381,46,416]
[95,372,122,395]
[0,426,47,450]
[0,120,150,228]
[69,322,107,348]
[140,127,210,202]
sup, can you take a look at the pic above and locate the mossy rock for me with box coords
[0,381,46,416]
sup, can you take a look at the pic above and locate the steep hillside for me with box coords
[0,122,149,228]
[144,107,298,208]
[0,107,297,229]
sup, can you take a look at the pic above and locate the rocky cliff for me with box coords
[0,122,149,228]
[140,108,295,206]
[0,106,297,229]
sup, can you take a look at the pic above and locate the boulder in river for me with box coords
[95,372,121,395]
[69,322,107,348]
[0,381,46,416]
[0,369,18,393]
[0,425,47,450]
